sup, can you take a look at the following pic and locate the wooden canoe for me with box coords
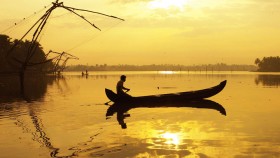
[105,80,227,104]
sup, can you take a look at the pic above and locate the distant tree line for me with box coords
[65,63,257,72]
[255,56,280,72]
[0,34,53,73]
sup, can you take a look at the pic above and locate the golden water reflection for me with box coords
[158,71,176,74]
[142,120,228,149]
[0,72,280,158]
[146,131,182,150]
[161,132,181,146]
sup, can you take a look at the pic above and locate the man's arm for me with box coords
[122,86,130,91]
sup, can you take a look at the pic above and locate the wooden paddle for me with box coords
[104,100,112,105]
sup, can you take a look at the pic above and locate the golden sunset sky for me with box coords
[1,0,280,65]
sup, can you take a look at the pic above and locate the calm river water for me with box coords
[0,71,279,158]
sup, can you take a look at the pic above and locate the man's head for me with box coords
[120,75,126,81]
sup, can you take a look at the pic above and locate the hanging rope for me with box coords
[65,6,125,21]
[1,4,51,34]
[6,0,124,73]
[49,12,72,19]
[37,13,51,46]
[66,20,123,52]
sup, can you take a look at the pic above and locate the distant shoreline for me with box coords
[65,63,258,72]
[2,63,280,74]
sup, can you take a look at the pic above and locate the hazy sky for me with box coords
[1,0,280,65]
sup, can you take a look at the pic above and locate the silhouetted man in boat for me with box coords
[117,75,130,97]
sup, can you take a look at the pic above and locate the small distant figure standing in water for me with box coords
[85,70,88,76]
[82,71,84,76]
[116,75,130,97]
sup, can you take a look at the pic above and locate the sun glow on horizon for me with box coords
[148,0,189,10]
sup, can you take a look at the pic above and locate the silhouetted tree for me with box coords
[0,34,11,51]
[0,34,12,71]
[0,34,53,73]
[255,58,261,65]
[255,56,280,72]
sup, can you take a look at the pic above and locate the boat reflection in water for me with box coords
[106,99,226,129]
